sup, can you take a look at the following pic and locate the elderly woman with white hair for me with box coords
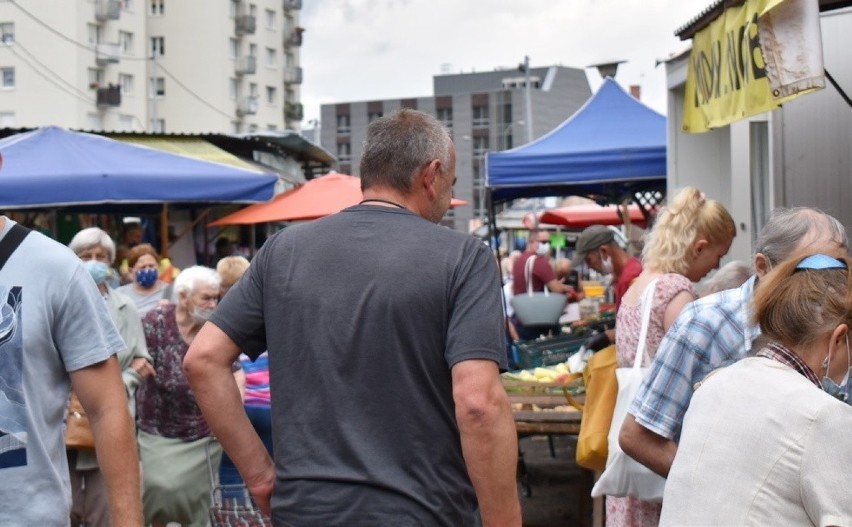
[66,227,154,527]
[135,266,245,527]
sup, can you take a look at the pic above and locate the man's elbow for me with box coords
[183,342,215,384]
[618,414,645,460]
[454,387,507,427]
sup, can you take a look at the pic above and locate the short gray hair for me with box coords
[174,266,220,297]
[699,260,752,296]
[68,227,116,263]
[754,207,848,266]
[359,109,452,194]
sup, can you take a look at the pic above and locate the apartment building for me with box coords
[0,0,304,134]
[319,66,591,232]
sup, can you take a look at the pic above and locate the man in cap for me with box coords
[572,225,642,310]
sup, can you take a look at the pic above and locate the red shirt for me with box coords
[614,256,643,309]
[512,252,556,295]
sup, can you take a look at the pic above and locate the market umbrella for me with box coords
[539,203,648,229]
[209,173,467,226]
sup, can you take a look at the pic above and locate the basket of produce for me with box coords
[512,333,587,370]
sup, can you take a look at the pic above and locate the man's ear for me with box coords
[421,159,441,198]
[754,253,771,277]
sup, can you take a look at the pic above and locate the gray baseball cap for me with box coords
[572,225,615,267]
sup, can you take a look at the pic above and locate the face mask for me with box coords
[536,242,550,256]
[135,268,159,288]
[821,334,850,402]
[84,260,110,286]
[599,249,613,275]
[190,306,215,326]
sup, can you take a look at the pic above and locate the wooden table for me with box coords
[504,379,598,527]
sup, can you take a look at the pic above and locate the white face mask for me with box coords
[599,249,613,275]
[190,306,215,326]
[536,242,550,256]
[821,334,851,402]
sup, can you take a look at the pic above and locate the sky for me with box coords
[297,0,714,126]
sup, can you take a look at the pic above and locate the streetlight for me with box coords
[587,59,626,79]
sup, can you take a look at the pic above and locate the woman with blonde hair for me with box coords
[608,187,736,526]
[661,254,852,525]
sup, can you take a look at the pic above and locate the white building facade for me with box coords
[0,0,303,133]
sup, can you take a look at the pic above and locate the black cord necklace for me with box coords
[359,198,406,209]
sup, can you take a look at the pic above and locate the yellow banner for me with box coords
[682,0,821,133]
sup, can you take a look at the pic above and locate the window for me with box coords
[229,78,238,99]
[267,124,277,130]
[231,121,242,134]
[118,114,134,131]
[265,9,275,28]
[284,51,294,68]
[249,43,257,57]
[150,0,164,15]
[123,0,133,11]
[151,76,165,97]
[249,4,257,17]
[119,73,134,94]
[87,113,103,130]
[0,111,15,127]
[337,142,351,161]
[472,105,489,127]
[265,85,275,104]
[248,123,258,133]
[151,36,164,56]
[437,107,453,127]
[249,82,258,98]
[473,136,489,155]
[119,31,134,54]
[87,24,101,45]
[368,112,382,123]
[88,68,104,87]
[229,38,239,59]
[1,67,14,89]
[229,0,239,17]
[150,118,165,133]
[336,114,350,134]
[0,23,14,43]
[265,47,275,67]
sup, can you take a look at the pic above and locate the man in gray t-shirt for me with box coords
[186,109,522,526]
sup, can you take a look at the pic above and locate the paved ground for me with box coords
[518,435,593,527]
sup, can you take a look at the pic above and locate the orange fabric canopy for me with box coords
[209,173,467,226]
[538,203,647,229]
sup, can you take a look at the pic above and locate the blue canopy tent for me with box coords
[485,78,666,204]
[0,126,277,210]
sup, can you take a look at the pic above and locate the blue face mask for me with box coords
[135,268,159,288]
[821,334,850,402]
[84,260,110,286]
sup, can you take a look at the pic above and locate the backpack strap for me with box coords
[0,223,31,271]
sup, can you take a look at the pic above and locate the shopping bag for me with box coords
[590,279,665,502]
[575,344,617,471]
[510,256,566,326]
[65,391,95,449]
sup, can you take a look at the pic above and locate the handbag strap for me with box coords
[632,278,659,370]
[524,255,548,297]
[0,223,31,271]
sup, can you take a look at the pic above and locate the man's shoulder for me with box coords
[682,277,752,320]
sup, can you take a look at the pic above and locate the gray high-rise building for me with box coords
[319,65,591,232]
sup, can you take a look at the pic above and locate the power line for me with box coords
[12,40,93,100]
[157,63,236,120]
[7,0,237,120]
[1,44,95,105]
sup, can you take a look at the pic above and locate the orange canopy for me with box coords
[209,173,467,226]
[538,203,648,229]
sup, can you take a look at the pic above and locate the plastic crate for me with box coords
[512,334,586,370]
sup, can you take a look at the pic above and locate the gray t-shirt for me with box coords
[116,281,168,317]
[0,219,124,525]
[211,205,507,526]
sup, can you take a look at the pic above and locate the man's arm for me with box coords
[184,323,275,514]
[619,414,678,477]
[70,357,143,527]
[452,359,522,527]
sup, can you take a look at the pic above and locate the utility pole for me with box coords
[520,55,534,143]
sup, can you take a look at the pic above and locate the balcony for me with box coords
[237,96,259,116]
[284,101,303,121]
[95,42,121,65]
[283,26,304,48]
[96,85,121,108]
[283,0,302,10]
[95,0,121,22]
[283,66,302,85]
[234,55,256,75]
[235,14,256,36]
